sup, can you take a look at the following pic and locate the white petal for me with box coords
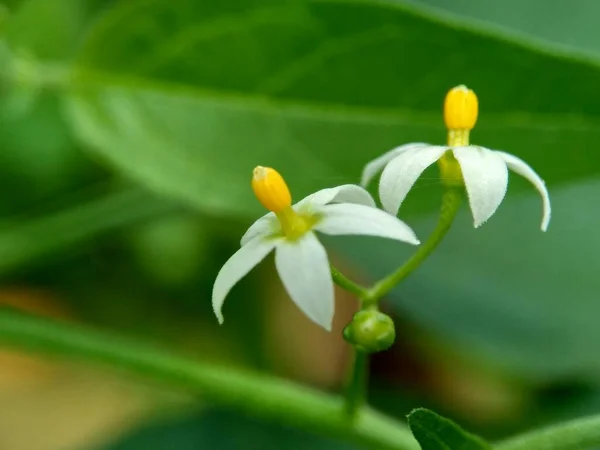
[360,142,430,187]
[212,236,279,324]
[274,233,334,331]
[453,146,509,228]
[240,212,279,246]
[315,203,419,245]
[496,151,551,231]
[295,184,375,210]
[379,145,447,215]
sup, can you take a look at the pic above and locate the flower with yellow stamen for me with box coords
[212,166,420,331]
[360,85,551,231]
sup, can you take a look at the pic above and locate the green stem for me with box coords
[331,265,368,297]
[345,349,369,419]
[366,188,462,301]
[338,189,462,420]
[0,308,418,450]
[496,414,600,450]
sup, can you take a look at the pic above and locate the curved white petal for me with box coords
[496,151,551,231]
[453,146,509,228]
[295,184,375,210]
[212,236,279,324]
[360,142,430,187]
[240,212,279,246]
[316,203,420,245]
[274,233,334,331]
[379,145,447,215]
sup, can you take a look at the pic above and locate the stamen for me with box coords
[251,166,313,239]
[444,85,478,146]
[252,166,292,213]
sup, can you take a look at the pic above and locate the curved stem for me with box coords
[338,189,462,421]
[345,349,369,420]
[0,307,418,450]
[496,414,600,450]
[366,188,462,301]
[331,265,368,297]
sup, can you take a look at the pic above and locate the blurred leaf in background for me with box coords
[0,0,105,217]
[410,0,600,56]
[61,0,600,218]
[104,409,359,450]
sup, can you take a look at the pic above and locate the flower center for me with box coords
[275,207,315,240]
[251,166,314,240]
[438,151,463,187]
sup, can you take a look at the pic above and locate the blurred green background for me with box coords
[0,0,598,448]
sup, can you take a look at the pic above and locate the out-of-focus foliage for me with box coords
[0,0,599,449]
[411,0,600,56]
[7,0,598,219]
[105,409,359,450]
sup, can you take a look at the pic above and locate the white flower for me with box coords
[361,86,551,231]
[212,166,420,331]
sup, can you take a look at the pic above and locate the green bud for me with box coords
[343,310,395,353]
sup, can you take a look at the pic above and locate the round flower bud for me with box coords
[343,310,396,353]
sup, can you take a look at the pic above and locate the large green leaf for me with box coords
[407,408,490,450]
[4,0,117,60]
[5,0,85,60]
[413,0,600,56]
[56,0,600,218]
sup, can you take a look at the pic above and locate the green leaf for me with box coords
[58,0,600,217]
[5,0,99,60]
[0,4,8,34]
[407,408,490,450]
[414,0,600,57]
